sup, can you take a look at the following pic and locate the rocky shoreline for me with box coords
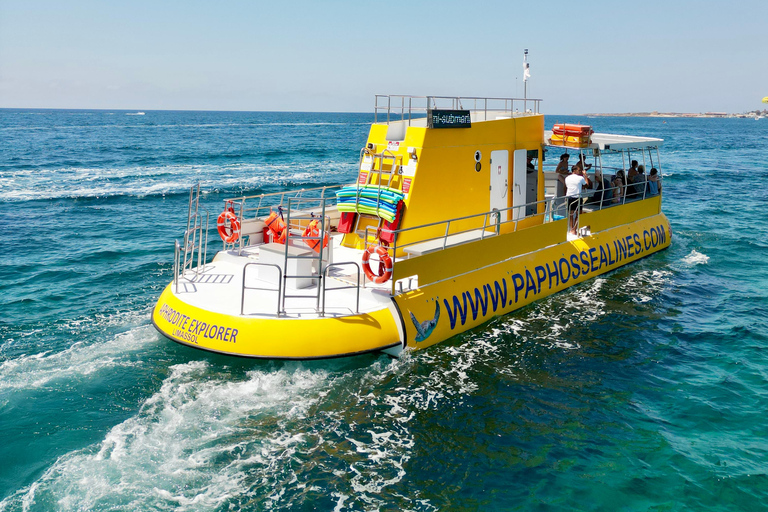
[584,110,767,119]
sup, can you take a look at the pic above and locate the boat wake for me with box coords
[0,322,157,394]
[0,357,432,511]
[0,163,354,202]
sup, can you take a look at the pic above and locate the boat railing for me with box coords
[173,240,181,292]
[241,262,283,316]
[175,184,210,288]
[374,95,543,125]
[367,183,663,294]
[222,185,343,252]
[321,262,361,317]
[224,185,343,221]
[375,196,554,251]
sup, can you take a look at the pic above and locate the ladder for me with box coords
[280,197,331,313]
[353,149,403,238]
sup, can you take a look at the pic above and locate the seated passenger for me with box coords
[611,170,626,204]
[648,168,662,195]
[629,164,647,198]
[585,168,602,206]
[627,160,639,181]
[574,154,592,173]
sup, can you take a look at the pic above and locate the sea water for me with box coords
[0,109,767,511]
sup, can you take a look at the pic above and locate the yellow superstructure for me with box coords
[152,95,670,359]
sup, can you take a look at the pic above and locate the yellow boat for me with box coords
[152,95,670,359]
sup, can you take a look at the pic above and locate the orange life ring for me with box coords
[217,210,241,243]
[302,219,329,253]
[361,245,393,284]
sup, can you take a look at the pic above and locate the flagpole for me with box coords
[523,49,529,112]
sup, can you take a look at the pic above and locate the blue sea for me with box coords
[1,108,766,511]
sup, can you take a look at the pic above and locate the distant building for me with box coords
[704,112,728,117]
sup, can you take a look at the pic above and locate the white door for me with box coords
[512,149,527,221]
[489,150,508,222]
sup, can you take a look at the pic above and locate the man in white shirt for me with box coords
[565,166,591,235]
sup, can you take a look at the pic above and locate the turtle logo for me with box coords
[409,301,440,342]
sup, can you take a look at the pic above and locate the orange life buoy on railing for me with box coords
[217,209,241,243]
[361,245,393,284]
[302,219,329,253]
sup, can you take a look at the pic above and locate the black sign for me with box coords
[428,109,472,129]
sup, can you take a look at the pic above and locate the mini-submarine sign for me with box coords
[428,109,472,129]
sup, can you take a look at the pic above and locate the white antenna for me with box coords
[523,49,530,107]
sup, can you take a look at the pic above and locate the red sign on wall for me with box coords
[402,178,412,194]
[358,171,368,185]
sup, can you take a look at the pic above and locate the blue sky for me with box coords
[1,0,766,113]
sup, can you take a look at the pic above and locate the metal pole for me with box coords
[523,49,529,113]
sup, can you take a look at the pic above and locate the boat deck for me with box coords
[174,234,398,319]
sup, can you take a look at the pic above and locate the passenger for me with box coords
[555,153,570,193]
[611,170,626,204]
[633,164,647,198]
[527,156,536,174]
[585,168,611,208]
[565,165,591,235]
[648,167,662,195]
[526,156,537,216]
[627,160,639,181]
[600,169,613,205]
[573,154,592,172]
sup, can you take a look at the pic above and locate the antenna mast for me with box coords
[523,49,530,112]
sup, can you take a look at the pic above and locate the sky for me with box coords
[0,0,766,114]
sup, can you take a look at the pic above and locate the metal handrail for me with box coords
[173,240,181,293]
[353,184,665,293]
[381,197,553,252]
[241,262,283,316]
[224,184,343,205]
[321,262,361,317]
[226,185,343,253]
[374,94,543,123]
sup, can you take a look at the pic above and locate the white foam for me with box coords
[682,249,709,266]
[0,163,355,201]
[0,362,337,511]
[0,311,156,392]
[0,354,447,510]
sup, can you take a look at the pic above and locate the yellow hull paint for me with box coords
[394,214,671,350]
[155,213,669,358]
[152,286,402,359]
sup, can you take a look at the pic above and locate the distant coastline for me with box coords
[584,110,767,119]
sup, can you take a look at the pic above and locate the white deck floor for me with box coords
[174,235,400,319]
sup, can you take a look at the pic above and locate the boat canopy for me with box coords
[545,131,663,152]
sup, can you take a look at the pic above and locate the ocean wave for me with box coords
[0,164,356,202]
[0,323,157,392]
[0,121,371,132]
[0,354,433,511]
[0,362,334,511]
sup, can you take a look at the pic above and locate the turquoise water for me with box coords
[1,109,767,511]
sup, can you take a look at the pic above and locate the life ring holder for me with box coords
[217,202,241,243]
[361,244,393,284]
